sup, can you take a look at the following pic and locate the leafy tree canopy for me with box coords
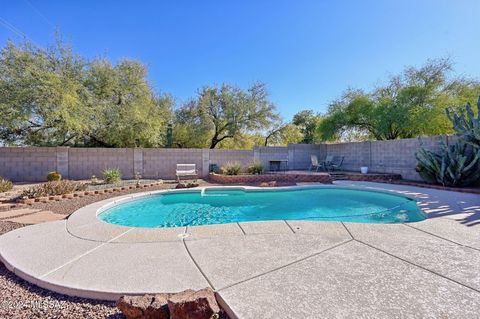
[318,59,480,141]
[0,39,172,147]
[173,83,280,149]
[292,110,322,143]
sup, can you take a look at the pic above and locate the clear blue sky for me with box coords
[1,0,479,119]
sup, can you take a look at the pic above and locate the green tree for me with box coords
[0,39,172,147]
[318,59,480,141]
[85,59,172,147]
[292,110,322,143]
[0,40,90,145]
[263,121,303,146]
[173,83,280,149]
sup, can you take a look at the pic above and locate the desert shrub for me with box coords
[90,175,100,185]
[220,162,243,175]
[247,161,264,174]
[47,171,62,181]
[0,177,13,193]
[21,180,87,198]
[103,168,122,184]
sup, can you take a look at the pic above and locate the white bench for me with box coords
[176,164,198,182]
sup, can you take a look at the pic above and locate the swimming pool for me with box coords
[98,187,425,228]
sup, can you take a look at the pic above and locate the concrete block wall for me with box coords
[208,149,254,171]
[69,148,135,180]
[142,149,204,179]
[0,147,57,182]
[0,135,458,182]
[256,146,288,171]
[325,135,454,181]
[287,144,326,170]
[325,141,371,171]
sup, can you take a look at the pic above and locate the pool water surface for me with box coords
[98,187,426,228]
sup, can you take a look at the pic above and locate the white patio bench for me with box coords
[176,164,198,182]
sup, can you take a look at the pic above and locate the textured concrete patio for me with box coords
[0,181,479,318]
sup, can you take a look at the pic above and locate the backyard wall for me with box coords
[0,135,454,182]
[324,135,457,181]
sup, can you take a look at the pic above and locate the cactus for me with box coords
[416,140,480,187]
[446,96,480,148]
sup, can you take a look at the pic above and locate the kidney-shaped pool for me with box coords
[97,187,426,228]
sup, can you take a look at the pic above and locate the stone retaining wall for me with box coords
[208,173,333,184]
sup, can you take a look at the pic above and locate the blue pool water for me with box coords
[98,187,425,228]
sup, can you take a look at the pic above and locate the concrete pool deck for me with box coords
[0,181,479,318]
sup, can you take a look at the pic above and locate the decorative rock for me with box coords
[117,294,170,319]
[259,182,269,187]
[168,288,220,319]
[175,183,187,189]
[268,181,277,187]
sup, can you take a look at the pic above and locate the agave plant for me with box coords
[416,140,480,187]
[446,96,480,148]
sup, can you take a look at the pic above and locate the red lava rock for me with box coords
[117,294,170,319]
[168,288,220,319]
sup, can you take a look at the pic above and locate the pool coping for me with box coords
[1,181,478,316]
[66,184,423,243]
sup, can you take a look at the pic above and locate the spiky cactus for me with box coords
[416,140,480,187]
[446,96,480,148]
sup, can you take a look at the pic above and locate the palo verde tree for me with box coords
[0,39,91,145]
[0,38,172,147]
[318,59,480,141]
[292,110,322,144]
[84,59,172,147]
[174,82,280,149]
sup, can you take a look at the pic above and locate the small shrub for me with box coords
[103,168,122,184]
[47,171,62,181]
[220,162,243,175]
[134,171,142,186]
[90,175,100,185]
[21,180,87,198]
[247,161,264,174]
[0,177,13,193]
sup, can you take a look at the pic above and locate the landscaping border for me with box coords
[208,172,333,184]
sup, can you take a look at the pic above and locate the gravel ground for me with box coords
[0,180,217,318]
[29,180,214,216]
[0,222,122,318]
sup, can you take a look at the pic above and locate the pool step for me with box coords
[329,173,348,181]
